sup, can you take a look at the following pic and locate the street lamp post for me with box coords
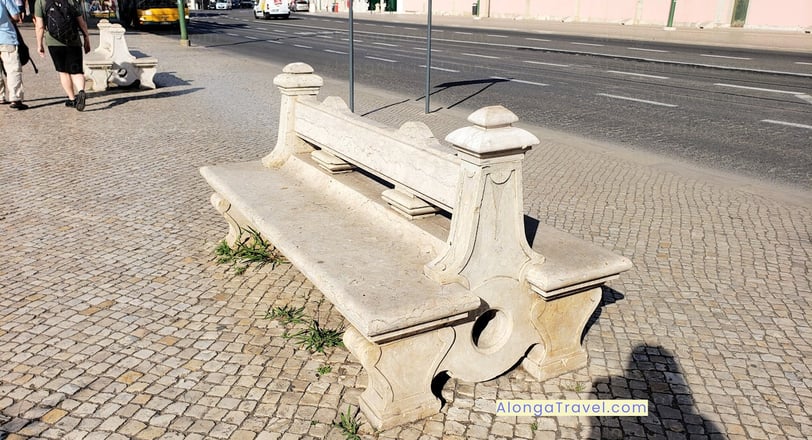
[349,0,354,112]
[177,0,189,46]
[425,0,432,113]
[666,0,677,28]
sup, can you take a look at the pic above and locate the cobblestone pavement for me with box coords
[1,24,810,440]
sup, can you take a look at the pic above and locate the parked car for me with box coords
[289,0,308,12]
[215,0,232,9]
[254,0,289,18]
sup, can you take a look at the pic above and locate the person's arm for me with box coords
[4,0,20,22]
[76,14,91,53]
[34,15,45,57]
[14,0,23,21]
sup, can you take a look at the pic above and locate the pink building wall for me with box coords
[745,0,812,28]
[672,0,733,26]
[399,0,810,29]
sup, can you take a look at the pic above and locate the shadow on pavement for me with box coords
[590,344,724,439]
[416,78,509,111]
[87,87,204,111]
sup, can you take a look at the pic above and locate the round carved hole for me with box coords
[471,309,511,352]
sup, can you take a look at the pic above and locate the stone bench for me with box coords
[84,19,158,92]
[200,63,632,429]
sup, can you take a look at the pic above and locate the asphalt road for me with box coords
[180,11,812,188]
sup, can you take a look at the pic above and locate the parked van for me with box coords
[254,0,290,18]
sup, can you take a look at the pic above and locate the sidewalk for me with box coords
[317,11,812,53]
[0,23,810,440]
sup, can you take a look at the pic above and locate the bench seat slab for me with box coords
[200,158,482,343]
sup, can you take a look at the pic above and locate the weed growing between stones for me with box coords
[336,405,361,440]
[265,302,345,354]
[265,305,306,325]
[215,226,286,275]
[317,364,332,377]
[285,319,345,353]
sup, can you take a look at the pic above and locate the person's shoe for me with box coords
[9,101,28,110]
[74,90,86,111]
[65,98,75,107]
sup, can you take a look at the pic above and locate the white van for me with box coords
[254,0,290,18]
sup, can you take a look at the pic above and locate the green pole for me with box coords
[666,0,677,28]
[177,0,189,46]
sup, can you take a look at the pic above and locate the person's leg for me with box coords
[70,73,85,95]
[0,47,10,103]
[49,46,76,102]
[1,46,26,109]
[59,72,75,99]
[66,48,86,111]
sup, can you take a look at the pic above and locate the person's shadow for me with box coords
[590,345,724,439]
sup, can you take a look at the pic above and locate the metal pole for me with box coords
[349,0,354,112]
[424,0,432,114]
[177,0,189,46]
[666,0,677,28]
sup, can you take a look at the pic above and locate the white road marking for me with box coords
[404,27,418,31]
[491,76,549,86]
[761,120,812,130]
[795,62,812,66]
[373,42,399,47]
[627,47,668,53]
[597,93,678,107]
[383,25,396,28]
[413,47,443,52]
[572,42,604,47]
[524,60,570,68]
[324,49,347,55]
[487,34,508,38]
[525,37,550,42]
[420,65,460,73]
[273,29,287,33]
[461,53,500,59]
[701,54,752,60]
[294,44,312,49]
[226,33,239,37]
[714,83,800,94]
[267,40,282,44]
[366,56,397,63]
[246,36,258,40]
[607,70,669,80]
[455,31,473,35]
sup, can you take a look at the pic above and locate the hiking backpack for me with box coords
[45,0,79,44]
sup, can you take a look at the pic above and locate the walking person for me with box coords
[0,0,28,109]
[33,0,90,111]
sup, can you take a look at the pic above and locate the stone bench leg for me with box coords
[85,66,111,92]
[137,64,157,89]
[210,193,247,246]
[343,326,454,430]
[522,287,602,380]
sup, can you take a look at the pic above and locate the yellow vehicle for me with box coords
[120,0,189,27]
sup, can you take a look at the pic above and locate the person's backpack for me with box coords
[44,0,78,44]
